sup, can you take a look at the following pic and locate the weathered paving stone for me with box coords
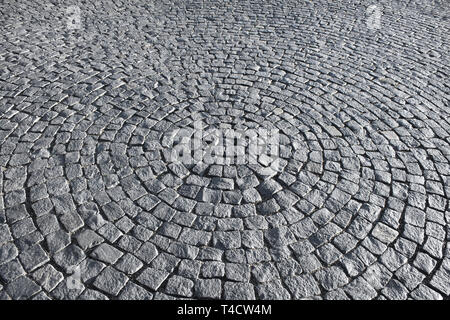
[256,280,291,300]
[212,231,241,249]
[285,274,321,299]
[0,259,26,282]
[194,278,222,299]
[118,282,153,300]
[164,275,194,297]
[90,243,123,264]
[362,263,392,290]
[93,266,129,296]
[6,276,41,299]
[45,230,71,254]
[201,261,225,278]
[0,243,19,265]
[115,254,143,275]
[178,259,202,279]
[0,224,13,244]
[32,265,64,292]
[137,267,170,291]
[380,248,408,272]
[252,262,279,283]
[102,202,125,222]
[76,230,104,250]
[264,226,296,248]
[79,289,109,300]
[323,288,350,300]
[413,252,438,274]
[31,291,51,300]
[223,282,256,300]
[410,284,443,300]
[18,245,49,272]
[0,0,448,301]
[314,266,349,291]
[36,214,59,235]
[79,259,106,283]
[344,278,378,300]
[225,263,250,282]
[167,242,199,260]
[53,245,86,271]
[51,194,76,215]
[429,270,450,296]
[381,279,409,300]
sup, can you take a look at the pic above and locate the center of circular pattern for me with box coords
[93,86,367,261]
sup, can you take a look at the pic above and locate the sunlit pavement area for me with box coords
[0,0,449,300]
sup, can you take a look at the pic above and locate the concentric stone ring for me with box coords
[0,0,449,300]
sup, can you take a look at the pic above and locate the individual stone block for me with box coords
[164,275,194,297]
[223,282,255,300]
[194,279,222,299]
[91,243,123,264]
[93,266,128,296]
[18,244,49,272]
[32,264,63,292]
[136,267,170,291]
[6,276,40,299]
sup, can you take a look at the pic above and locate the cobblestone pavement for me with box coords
[0,0,449,300]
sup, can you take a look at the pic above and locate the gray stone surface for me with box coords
[0,0,448,300]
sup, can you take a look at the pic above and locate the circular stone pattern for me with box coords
[0,0,449,300]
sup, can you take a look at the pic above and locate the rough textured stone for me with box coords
[223,282,255,300]
[194,279,222,299]
[0,0,448,301]
[93,267,128,296]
